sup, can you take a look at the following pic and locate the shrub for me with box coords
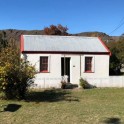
[0,61,35,99]
[0,42,36,99]
[61,80,66,89]
[79,78,90,89]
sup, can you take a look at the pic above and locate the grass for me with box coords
[0,88,124,124]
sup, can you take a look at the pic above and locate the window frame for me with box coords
[84,57,93,73]
[40,56,49,73]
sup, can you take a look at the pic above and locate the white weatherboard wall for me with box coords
[23,53,62,88]
[86,76,124,87]
[82,55,110,78]
[21,53,110,88]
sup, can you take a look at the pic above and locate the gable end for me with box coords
[98,37,111,56]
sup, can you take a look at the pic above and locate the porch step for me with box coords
[65,83,78,89]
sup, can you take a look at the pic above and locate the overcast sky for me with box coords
[0,0,124,36]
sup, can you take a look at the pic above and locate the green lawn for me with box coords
[0,88,124,124]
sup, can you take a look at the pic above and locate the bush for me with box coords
[61,80,66,89]
[79,78,90,89]
[0,42,36,99]
[0,61,35,99]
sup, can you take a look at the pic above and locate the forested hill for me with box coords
[0,29,119,43]
[0,29,44,42]
[74,32,118,42]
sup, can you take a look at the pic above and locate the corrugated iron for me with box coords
[23,35,107,52]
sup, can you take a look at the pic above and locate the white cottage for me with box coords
[20,35,111,88]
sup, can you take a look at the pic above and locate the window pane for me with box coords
[85,57,92,72]
[40,57,48,72]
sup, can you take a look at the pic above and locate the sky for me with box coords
[0,0,124,36]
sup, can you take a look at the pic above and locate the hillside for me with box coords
[74,32,117,42]
[0,29,44,42]
[0,29,119,44]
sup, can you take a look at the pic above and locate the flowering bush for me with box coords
[0,42,36,99]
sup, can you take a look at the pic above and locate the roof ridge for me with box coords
[23,35,98,39]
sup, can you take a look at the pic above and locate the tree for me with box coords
[0,41,36,99]
[107,36,124,75]
[0,31,8,51]
[44,24,68,35]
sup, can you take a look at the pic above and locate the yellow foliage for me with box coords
[0,43,36,99]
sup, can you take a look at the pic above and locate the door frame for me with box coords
[61,57,71,82]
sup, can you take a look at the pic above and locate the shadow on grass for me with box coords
[1,104,21,112]
[26,89,79,103]
[102,117,121,124]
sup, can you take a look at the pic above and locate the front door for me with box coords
[61,57,70,82]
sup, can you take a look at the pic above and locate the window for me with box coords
[85,57,92,72]
[40,57,48,72]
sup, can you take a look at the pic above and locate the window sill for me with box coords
[84,71,94,73]
[40,71,50,73]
